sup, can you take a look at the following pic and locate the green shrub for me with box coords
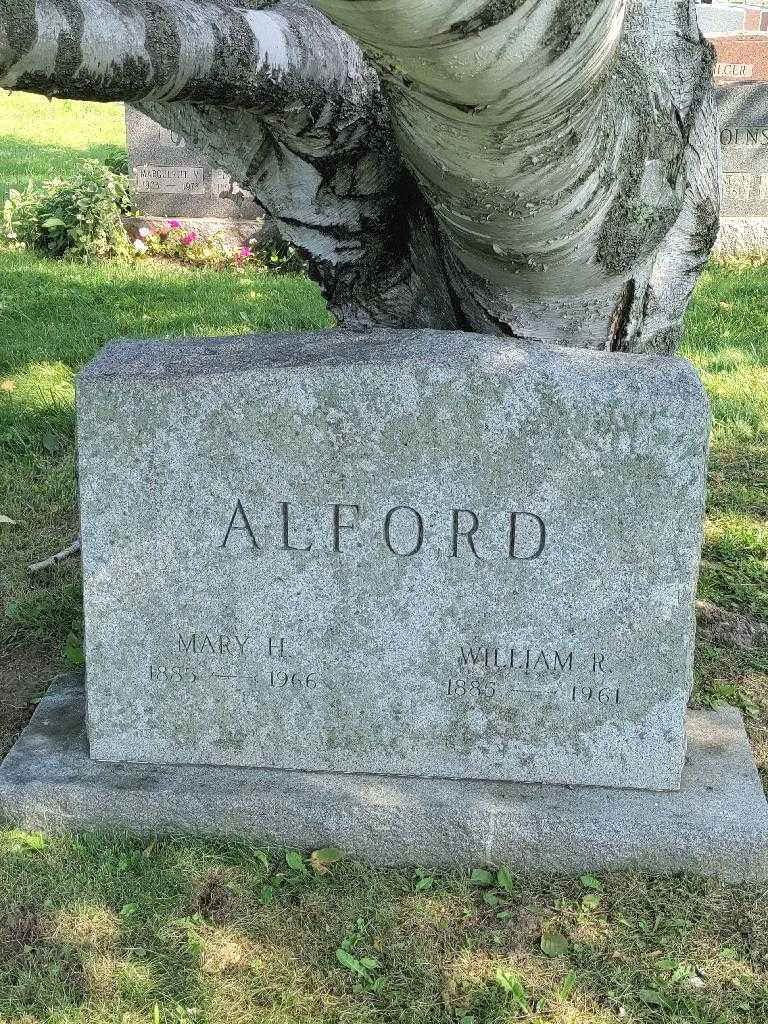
[100,149,130,176]
[2,159,135,260]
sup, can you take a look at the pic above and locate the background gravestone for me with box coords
[125,106,270,244]
[697,4,744,37]
[715,84,768,255]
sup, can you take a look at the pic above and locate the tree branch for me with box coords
[0,0,718,345]
[311,0,629,297]
[0,0,441,325]
[0,0,369,122]
[308,0,717,349]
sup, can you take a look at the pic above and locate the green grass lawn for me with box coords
[0,94,767,1024]
[0,93,126,197]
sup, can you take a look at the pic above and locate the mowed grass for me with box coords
[1,832,767,1024]
[685,267,768,621]
[0,93,126,197]
[683,264,768,769]
[0,94,767,1023]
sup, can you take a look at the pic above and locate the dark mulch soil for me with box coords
[0,646,59,759]
[697,599,768,651]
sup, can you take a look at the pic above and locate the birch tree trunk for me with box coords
[0,0,719,352]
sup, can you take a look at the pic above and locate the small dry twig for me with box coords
[28,538,82,574]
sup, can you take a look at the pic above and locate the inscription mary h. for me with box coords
[219,498,547,562]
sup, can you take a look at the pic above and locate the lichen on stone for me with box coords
[593,52,688,277]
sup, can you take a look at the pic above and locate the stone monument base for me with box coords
[1,675,767,881]
[713,218,768,259]
[123,215,274,249]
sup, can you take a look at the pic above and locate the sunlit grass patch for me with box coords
[51,903,122,949]
[0,836,766,1019]
[700,368,768,442]
[682,264,768,625]
[0,93,125,199]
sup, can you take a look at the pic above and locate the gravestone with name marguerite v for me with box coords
[1,329,768,879]
[125,106,269,244]
[716,83,768,255]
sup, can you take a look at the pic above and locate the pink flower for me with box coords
[234,245,252,266]
[181,231,198,246]
[167,219,182,229]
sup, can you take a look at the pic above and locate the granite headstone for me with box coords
[716,83,768,253]
[697,3,744,38]
[75,330,710,792]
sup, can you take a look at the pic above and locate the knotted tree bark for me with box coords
[0,0,719,352]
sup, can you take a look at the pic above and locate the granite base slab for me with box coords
[1,675,767,881]
[123,215,274,248]
[714,218,768,258]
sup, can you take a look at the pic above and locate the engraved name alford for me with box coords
[220,499,547,561]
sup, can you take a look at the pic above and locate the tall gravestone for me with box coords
[716,83,768,255]
[1,330,768,879]
[125,106,269,244]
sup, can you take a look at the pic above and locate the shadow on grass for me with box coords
[0,834,766,1023]
[0,251,330,378]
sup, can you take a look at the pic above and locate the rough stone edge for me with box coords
[75,330,708,406]
[2,675,767,881]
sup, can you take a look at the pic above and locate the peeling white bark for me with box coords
[313,0,627,293]
[0,0,719,348]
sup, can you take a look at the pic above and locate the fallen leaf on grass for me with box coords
[310,847,345,873]
[540,931,570,957]
[637,988,670,1008]
[285,850,307,874]
[684,973,706,990]
[0,515,17,525]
